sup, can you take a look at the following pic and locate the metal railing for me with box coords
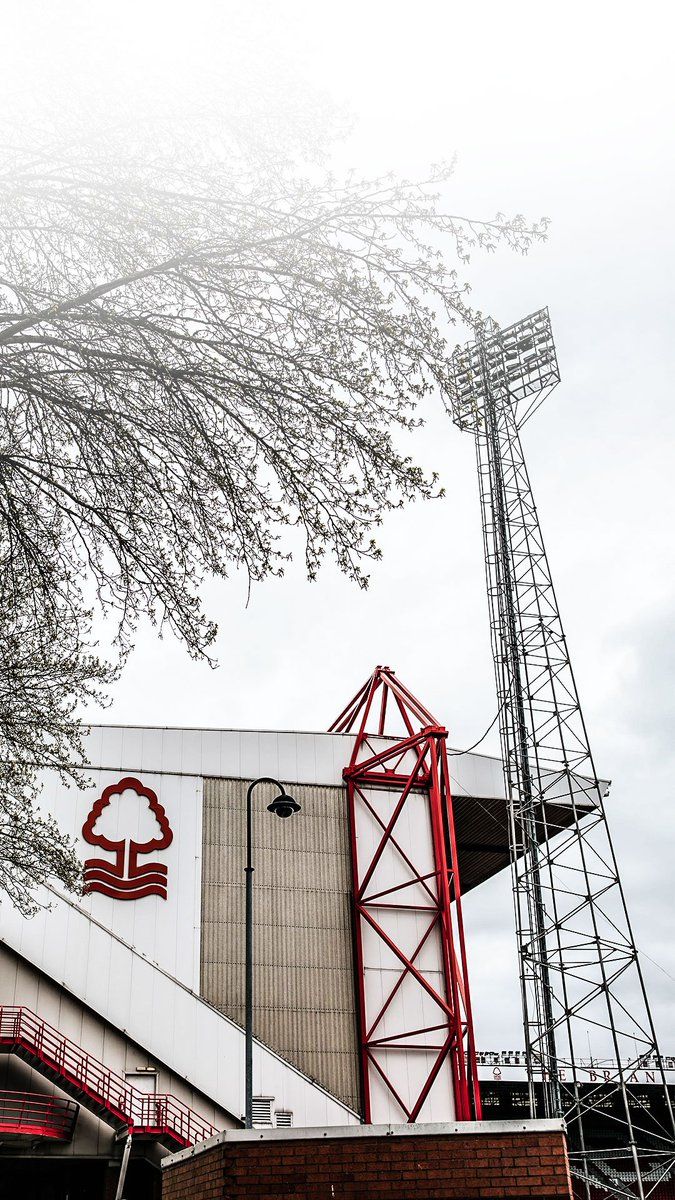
[0,1088,78,1139]
[0,1005,217,1147]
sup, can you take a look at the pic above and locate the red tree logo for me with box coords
[82,777,174,901]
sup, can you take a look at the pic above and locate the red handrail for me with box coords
[0,1089,78,1139]
[0,1005,217,1147]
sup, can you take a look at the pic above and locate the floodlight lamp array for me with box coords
[450,307,560,432]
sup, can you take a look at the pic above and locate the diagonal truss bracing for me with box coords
[330,667,481,1125]
[450,308,675,1199]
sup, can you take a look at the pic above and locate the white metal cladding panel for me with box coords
[201,778,360,1113]
[444,749,604,809]
[445,750,506,800]
[35,766,203,990]
[0,887,358,1128]
[355,784,457,1126]
[79,726,513,802]
[0,943,233,1157]
[80,726,358,788]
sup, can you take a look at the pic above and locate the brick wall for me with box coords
[162,1121,573,1200]
[162,1145,223,1200]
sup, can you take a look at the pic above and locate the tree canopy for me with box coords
[0,117,547,911]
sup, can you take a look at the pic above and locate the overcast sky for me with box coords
[7,1,675,1050]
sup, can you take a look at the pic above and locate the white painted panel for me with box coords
[200,729,225,778]
[98,726,125,773]
[0,888,358,1128]
[354,778,457,1126]
[119,726,144,771]
[447,751,506,799]
[85,725,104,768]
[276,732,300,785]
[139,727,164,773]
[37,763,203,991]
[180,728,203,775]
[239,731,264,782]
[158,727,183,774]
[78,725,357,788]
[218,732,243,778]
[77,724,510,799]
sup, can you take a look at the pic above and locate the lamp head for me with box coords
[267,791,301,820]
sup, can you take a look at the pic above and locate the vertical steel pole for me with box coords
[245,781,254,1129]
[114,1130,133,1200]
[244,775,295,1129]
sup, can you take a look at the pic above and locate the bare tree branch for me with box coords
[0,120,548,908]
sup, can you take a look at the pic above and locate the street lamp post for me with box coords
[244,777,301,1129]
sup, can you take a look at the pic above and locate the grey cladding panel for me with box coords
[200,778,360,1113]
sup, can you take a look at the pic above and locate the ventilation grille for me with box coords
[251,1097,273,1127]
[275,1110,293,1128]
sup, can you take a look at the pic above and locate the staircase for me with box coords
[0,1005,218,1148]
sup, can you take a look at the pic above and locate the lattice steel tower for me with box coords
[450,309,675,1199]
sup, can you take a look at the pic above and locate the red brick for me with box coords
[162,1127,573,1200]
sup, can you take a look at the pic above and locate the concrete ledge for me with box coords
[161,1117,566,1167]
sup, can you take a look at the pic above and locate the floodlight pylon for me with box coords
[450,308,675,1198]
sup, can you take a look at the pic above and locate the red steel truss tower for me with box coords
[330,666,481,1125]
